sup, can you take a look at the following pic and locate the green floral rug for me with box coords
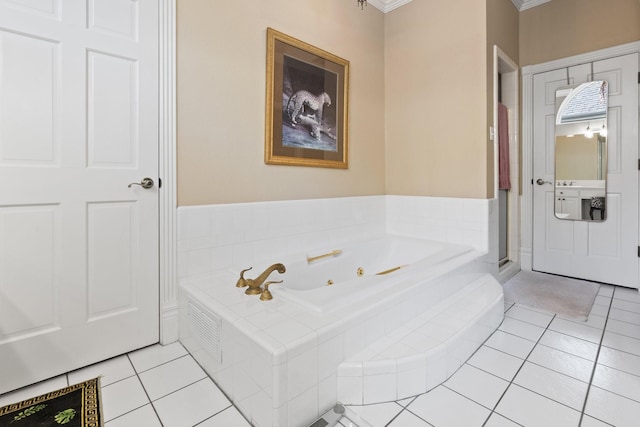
[0,378,102,427]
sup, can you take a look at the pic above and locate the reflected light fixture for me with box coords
[356,0,367,9]
[585,125,593,138]
[600,124,607,137]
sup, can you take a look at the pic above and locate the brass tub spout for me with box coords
[237,263,286,295]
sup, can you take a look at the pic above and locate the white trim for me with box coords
[511,0,551,11]
[498,260,520,284]
[493,46,521,278]
[522,40,640,76]
[370,0,552,14]
[159,0,178,345]
[520,40,640,273]
[521,71,534,271]
[366,0,413,13]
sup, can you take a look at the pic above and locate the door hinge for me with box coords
[638,246,640,257]
[638,72,640,84]
[158,178,162,188]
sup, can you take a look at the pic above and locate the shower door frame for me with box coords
[493,46,521,283]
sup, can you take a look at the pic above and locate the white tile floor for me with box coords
[0,342,250,427]
[1,283,639,427]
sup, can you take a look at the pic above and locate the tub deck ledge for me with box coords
[336,273,504,405]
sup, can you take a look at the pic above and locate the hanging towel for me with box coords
[498,102,511,190]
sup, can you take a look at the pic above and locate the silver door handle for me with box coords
[536,179,552,185]
[128,177,154,189]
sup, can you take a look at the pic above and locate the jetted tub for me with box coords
[272,236,475,312]
[180,233,502,426]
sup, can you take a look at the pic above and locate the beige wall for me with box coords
[179,0,637,206]
[177,0,385,205]
[178,0,519,206]
[384,0,489,199]
[520,0,640,66]
[556,136,601,180]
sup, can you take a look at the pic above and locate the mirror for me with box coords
[554,80,608,221]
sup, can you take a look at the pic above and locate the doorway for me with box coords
[0,1,164,394]
[522,44,640,289]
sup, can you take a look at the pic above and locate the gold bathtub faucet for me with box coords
[307,249,342,263]
[236,263,286,295]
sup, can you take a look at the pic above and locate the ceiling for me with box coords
[368,0,551,13]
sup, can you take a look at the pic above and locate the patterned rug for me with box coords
[0,378,102,427]
[503,270,601,320]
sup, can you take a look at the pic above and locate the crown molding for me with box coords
[366,0,414,13]
[511,0,552,11]
[368,0,551,14]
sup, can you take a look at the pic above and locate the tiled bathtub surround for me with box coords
[177,195,498,426]
[177,195,491,282]
[179,259,502,426]
[177,196,386,281]
[386,195,490,252]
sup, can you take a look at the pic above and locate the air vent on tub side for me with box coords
[187,300,222,364]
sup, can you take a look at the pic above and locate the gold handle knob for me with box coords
[236,267,252,288]
[260,280,283,301]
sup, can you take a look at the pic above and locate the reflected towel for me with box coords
[498,102,511,190]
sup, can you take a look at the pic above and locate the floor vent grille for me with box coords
[187,300,222,363]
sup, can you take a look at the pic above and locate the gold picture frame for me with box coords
[265,28,349,169]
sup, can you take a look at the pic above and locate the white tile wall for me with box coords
[177,195,494,426]
[386,196,490,252]
[177,196,388,281]
[177,195,491,282]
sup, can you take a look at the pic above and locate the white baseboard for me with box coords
[160,303,179,344]
[520,248,532,271]
[498,261,521,284]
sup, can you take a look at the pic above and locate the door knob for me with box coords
[536,178,552,185]
[128,177,154,189]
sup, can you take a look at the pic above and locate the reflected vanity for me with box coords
[554,80,608,221]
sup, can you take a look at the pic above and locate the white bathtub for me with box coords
[273,236,474,312]
[179,234,502,426]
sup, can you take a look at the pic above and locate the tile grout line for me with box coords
[503,311,556,330]
[103,402,156,426]
[382,314,515,427]
[125,352,165,427]
[393,406,435,427]
[576,286,615,427]
[441,383,514,418]
[587,383,640,406]
[523,359,592,385]
[380,400,418,427]
[180,345,247,425]
[604,314,640,328]
[482,311,557,426]
[133,353,191,375]
[193,407,240,426]
[533,340,599,363]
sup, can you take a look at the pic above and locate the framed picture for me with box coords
[265,28,349,169]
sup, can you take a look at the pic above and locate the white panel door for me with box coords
[532,53,639,288]
[0,0,159,394]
